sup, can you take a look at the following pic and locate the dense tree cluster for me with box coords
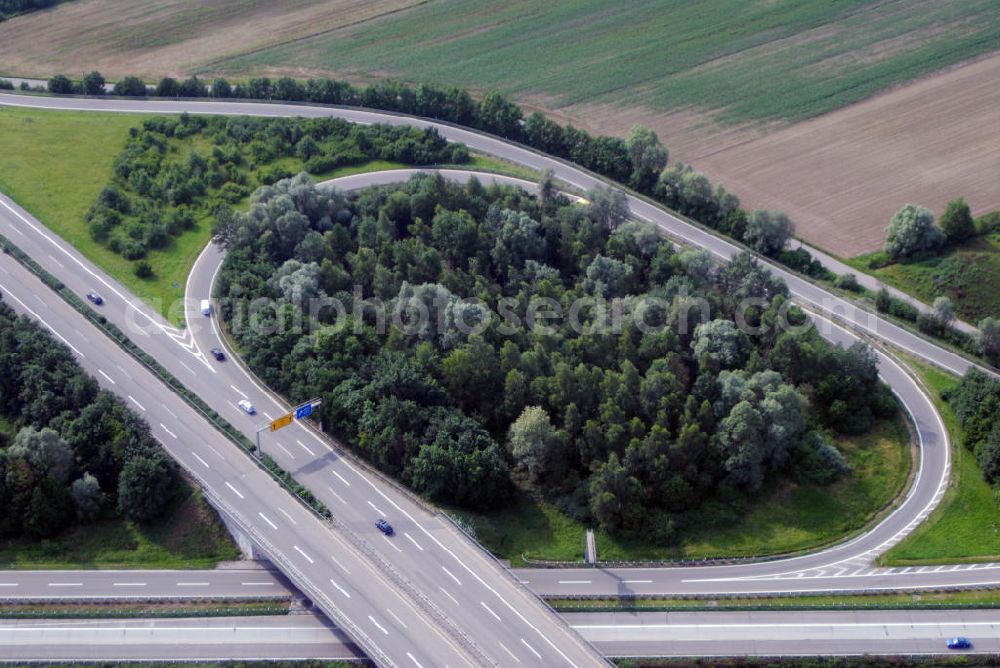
[947,370,1000,485]
[216,173,894,541]
[87,114,467,266]
[0,300,178,537]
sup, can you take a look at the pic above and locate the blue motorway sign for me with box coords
[295,403,313,419]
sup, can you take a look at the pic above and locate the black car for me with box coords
[375,518,394,536]
[209,347,225,361]
[86,291,103,305]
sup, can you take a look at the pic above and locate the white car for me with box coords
[238,399,256,415]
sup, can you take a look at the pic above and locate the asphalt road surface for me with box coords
[0,568,291,601]
[4,611,999,660]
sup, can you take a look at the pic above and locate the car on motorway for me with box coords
[85,291,103,305]
[201,299,211,316]
[947,637,972,649]
[238,399,256,415]
[375,518,394,536]
[209,347,225,361]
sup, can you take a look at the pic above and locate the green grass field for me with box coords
[846,233,1000,324]
[215,0,1000,124]
[456,415,911,565]
[0,480,239,569]
[882,358,1000,565]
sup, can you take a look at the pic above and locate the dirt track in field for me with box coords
[564,51,1000,258]
[0,0,423,79]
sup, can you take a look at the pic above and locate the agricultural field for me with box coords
[0,0,424,80]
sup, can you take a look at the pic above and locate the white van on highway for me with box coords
[201,299,211,316]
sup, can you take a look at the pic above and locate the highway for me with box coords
[0,568,291,601]
[0,92,994,661]
[3,611,999,660]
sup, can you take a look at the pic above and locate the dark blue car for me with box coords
[375,518,394,536]
[86,291,103,305]
[947,637,972,650]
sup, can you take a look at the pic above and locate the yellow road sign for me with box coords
[270,413,293,431]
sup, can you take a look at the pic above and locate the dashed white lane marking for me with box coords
[438,587,459,606]
[293,545,314,564]
[368,615,389,635]
[367,500,385,515]
[329,579,350,598]
[383,535,402,553]
[404,532,424,551]
[332,470,351,486]
[296,439,315,455]
[499,641,520,663]
[329,555,351,575]
[520,638,542,659]
[242,582,273,586]
[191,452,210,469]
[406,652,424,668]
[441,566,462,586]
[176,582,209,587]
[558,580,592,584]
[162,405,177,419]
[327,487,347,505]
[159,423,177,439]
[386,608,407,629]
[623,580,652,584]
[97,369,116,384]
[230,384,247,399]
[113,583,146,587]
[278,508,297,525]
[46,253,64,269]
[258,512,278,530]
[225,482,244,499]
[480,601,501,621]
[48,583,82,587]
[263,411,274,421]
[128,395,146,411]
[178,359,194,375]
[276,442,295,459]
[0,584,17,587]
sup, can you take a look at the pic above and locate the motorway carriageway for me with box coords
[3,611,1000,660]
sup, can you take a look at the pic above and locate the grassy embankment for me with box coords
[0,477,240,569]
[882,357,1000,565]
[0,106,536,325]
[845,231,1000,324]
[455,414,911,566]
[218,0,1000,124]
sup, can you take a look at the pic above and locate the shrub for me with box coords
[134,260,153,278]
[835,273,861,292]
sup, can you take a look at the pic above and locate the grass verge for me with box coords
[882,356,1000,565]
[550,588,1000,613]
[0,479,239,569]
[455,414,911,566]
[845,233,1000,324]
[0,599,289,619]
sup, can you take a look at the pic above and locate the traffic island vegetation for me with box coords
[215,172,900,556]
[0,297,238,568]
[883,358,1000,565]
